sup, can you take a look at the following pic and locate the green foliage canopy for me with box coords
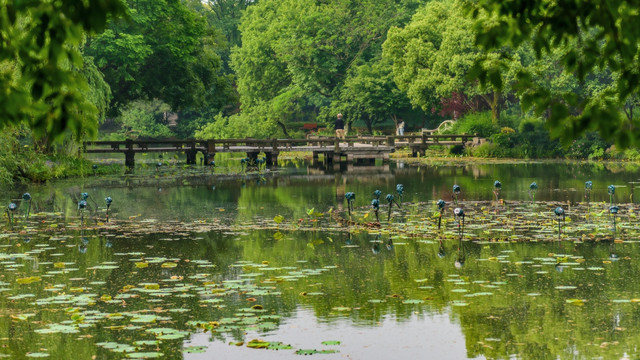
[383,0,523,122]
[226,0,422,137]
[0,0,127,140]
[472,0,640,147]
[87,0,230,113]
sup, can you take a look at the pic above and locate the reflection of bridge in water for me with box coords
[83,134,481,167]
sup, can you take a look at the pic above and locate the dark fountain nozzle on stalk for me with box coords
[437,199,446,230]
[554,207,565,241]
[453,184,461,205]
[493,180,502,202]
[372,190,382,223]
[22,193,31,220]
[610,205,619,234]
[78,199,88,226]
[82,192,99,216]
[528,182,538,204]
[386,194,400,222]
[6,202,17,228]
[585,181,593,222]
[105,197,113,222]
[608,184,615,205]
[345,192,356,218]
[396,184,404,205]
[454,207,465,238]
[371,199,380,223]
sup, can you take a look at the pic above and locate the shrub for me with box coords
[450,112,499,138]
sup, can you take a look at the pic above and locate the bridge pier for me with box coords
[205,152,215,165]
[125,139,135,168]
[266,152,279,167]
[246,151,259,162]
[186,149,197,165]
[125,151,135,168]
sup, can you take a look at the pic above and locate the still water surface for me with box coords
[1,160,639,359]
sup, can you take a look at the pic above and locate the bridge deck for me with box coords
[82,134,479,166]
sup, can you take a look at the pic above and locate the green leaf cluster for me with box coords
[0,0,127,140]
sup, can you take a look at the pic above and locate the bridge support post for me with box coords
[206,140,216,165]
[125,139,135,168]
[247,152,259,162]
[186,150,197,165]
[266,152,279,167]
[386,136,395,147]
[205,152,215,166]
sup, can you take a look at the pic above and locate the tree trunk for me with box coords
[480,91,501,123]
[365,120,373,135]
[491,91,500,123]
[277,121,290,138]
[391,114,399,135]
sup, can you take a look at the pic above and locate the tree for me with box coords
[0,0,127,140]
[327,59,411,134]
[472,0,640,147]
[383,0,521,123]
[230,0,422,137]
[118,99,174,139]
[86,0,231,114]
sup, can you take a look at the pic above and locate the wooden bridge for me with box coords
[82,134,479,167]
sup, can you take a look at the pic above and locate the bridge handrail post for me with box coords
[386,136,395,147]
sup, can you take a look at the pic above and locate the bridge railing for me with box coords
[82,134,476,154]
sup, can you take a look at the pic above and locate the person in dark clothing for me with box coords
[335,113,345,139]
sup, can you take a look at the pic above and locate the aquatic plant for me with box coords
[156,162,162,172]
[92,164,98,176]
[373,190,382,200]
[240,158,249,174]
[22,193,31,219]
[554,207,565,240]
[528,182,538,203]
[437,199,446,230]
[256,157,266,173]
[345,192,355,217]
[453,184,461,205]
[493,181,502,202]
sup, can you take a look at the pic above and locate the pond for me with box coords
[1,160,640,359]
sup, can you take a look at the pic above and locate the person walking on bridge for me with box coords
[335,113,345,139]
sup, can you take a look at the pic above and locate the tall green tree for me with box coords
[227,0,422,137]
[0,0,127,140]
[383,0,521,123]
[326,59,411,134]
[86,0,231,113]
[472,0,640,147]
